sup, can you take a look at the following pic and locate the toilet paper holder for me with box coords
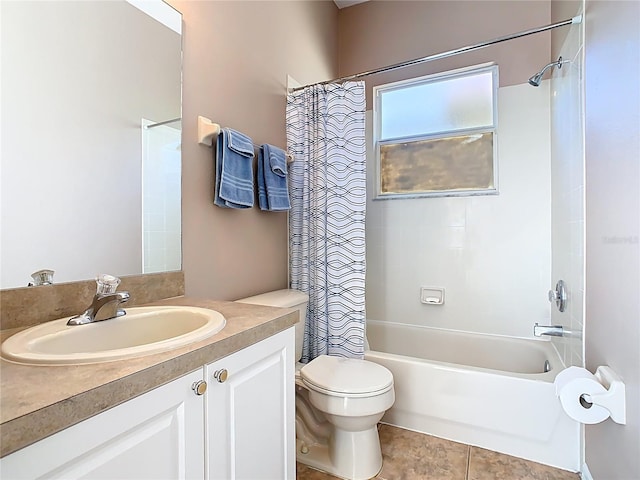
[581,366,626,425]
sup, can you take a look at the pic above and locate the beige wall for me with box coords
[551,0,583,57]
[167,0,338,300]
[584,1,640,478]
[338,1,551,108]
[171,0,553,301]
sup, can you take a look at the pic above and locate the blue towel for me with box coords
[214,128,255,208]
[257,144,291,211]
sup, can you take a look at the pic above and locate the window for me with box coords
[373,63,498,198]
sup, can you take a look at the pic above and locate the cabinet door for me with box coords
[1,369,205,480]
[205,328,295,480]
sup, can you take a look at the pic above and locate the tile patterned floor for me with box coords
[296,424,579,480]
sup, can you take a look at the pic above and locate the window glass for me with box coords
[380,71,494,141]
[380,132,494,194]
[374,64,498,198]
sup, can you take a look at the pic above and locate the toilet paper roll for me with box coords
[554,366,610,424]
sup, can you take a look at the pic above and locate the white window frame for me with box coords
[373,62,499,199]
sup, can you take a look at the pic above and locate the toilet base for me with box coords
[296,426,383,480]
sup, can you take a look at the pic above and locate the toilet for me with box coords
[237,289,394,480]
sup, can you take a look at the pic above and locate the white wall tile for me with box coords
[550,19,585,367]
[142,123,182,274]
[365,82,553,338]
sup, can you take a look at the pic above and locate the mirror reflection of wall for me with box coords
[0,0,182,289]
[142,119,182,274]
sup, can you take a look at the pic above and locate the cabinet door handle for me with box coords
[192,380,207,396]
[213,369,228,383]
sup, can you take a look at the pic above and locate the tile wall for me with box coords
[142,122,182,274]
[550,19,585,367]
[365,82,553,338]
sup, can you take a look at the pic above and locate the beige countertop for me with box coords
[0,296,298,458]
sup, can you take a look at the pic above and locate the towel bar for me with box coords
[197,115,293,164]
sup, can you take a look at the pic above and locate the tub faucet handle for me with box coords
[548,280,567,312]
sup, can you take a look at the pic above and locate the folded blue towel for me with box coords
[214,128,255,208]
[257,144,291,211]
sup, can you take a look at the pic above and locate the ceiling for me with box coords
[333,0,369,9]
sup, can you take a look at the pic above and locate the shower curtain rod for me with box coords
[291,15,582,92]
[145,117,182,129]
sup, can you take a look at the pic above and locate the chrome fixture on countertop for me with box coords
[67,274,130,326]
[28,269,54,286]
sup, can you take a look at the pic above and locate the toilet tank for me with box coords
[235,289,308,362]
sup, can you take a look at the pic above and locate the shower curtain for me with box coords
[286,81,367,362]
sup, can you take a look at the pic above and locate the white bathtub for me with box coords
[365,320,580,472]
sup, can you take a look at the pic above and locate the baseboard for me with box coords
[581,462,594,480]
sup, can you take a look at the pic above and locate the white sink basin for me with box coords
[1,306,226,365]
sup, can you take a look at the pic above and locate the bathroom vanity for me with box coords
[0,298,297,479]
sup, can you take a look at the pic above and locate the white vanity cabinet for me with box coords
[0,368,205,479]
[0,328,295,480]
[204,328,295,480]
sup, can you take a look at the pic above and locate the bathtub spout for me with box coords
[534,323,564,337]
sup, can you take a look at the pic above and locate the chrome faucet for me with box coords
[67,274,130,326]
[67,291,130,325]
[533,322,564,337]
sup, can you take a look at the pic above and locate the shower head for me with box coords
[528,56,566,87]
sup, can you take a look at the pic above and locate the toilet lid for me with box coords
[300,355,393,396]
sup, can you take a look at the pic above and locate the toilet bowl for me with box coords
[236,289,395,480]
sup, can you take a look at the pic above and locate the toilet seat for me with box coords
[300,355,393,398]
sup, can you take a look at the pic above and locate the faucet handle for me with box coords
[29,269,54,286]
[548,280,567,312]
[96,274,121,295]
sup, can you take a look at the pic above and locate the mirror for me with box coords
[1,0,182,289]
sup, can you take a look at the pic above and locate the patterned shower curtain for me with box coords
[286,81,367,363]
